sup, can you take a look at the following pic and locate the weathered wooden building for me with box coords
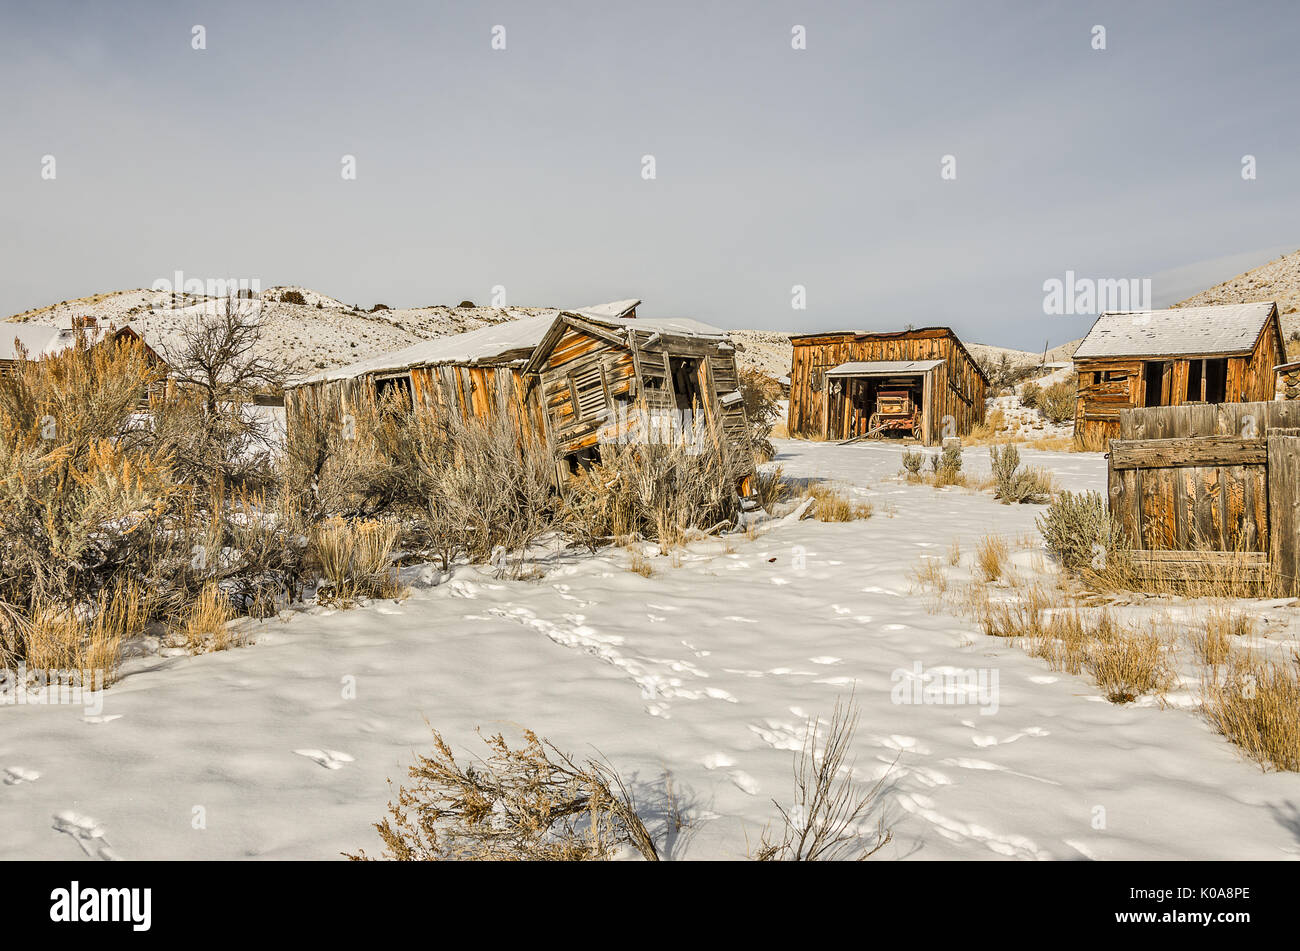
[787,327,987,446]
[524,311,755,479]
[1073,302,1285,446]
[284,300,757,493]
[283,314,557,446]
[1,318,162,374]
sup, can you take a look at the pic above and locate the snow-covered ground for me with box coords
[3,440,1300,861]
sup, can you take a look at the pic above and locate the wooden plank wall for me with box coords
[536,322,754,467]
[787,330,985,446]
[1076,322,1285,446]
[1107,402,1300,573]
[283,364,543,450]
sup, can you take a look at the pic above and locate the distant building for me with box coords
[1072,302,1285,445]
[786,327,988,446]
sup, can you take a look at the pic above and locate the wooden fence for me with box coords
[1107,401,1300,591]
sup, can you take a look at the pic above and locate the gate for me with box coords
[1106,401,1300,590]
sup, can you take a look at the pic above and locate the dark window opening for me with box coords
[564,445,601,475]
[1204,358,1228,403]
[669,356,703,412]
[1186,360,1204,401]
[375,374,414,410]
[1143,361,1169,407]
[1092,371,1101,385]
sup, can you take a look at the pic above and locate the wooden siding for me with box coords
[284,363,544,451]
[1106,401,1300,592]
[1075,308,1286,447]
[787,328,986,446]
[533,317,755,480]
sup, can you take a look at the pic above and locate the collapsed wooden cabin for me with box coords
[787,327,987,446]
[283,301,757,495]
[284,315,556,448]
[524,311,756,488]
[1073,302,1285,446]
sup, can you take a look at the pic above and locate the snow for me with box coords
[3,439,1299,861]
[1073,302,1276,359]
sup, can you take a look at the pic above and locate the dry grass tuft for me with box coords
[1202,651,1300,771]
[975,535,1011,582]
[311,519,405,607]
[175,582,236,653]
[806,484,873,522]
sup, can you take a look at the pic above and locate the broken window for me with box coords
[374,374,414,410]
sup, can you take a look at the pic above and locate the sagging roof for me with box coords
[293,300,648,385]
[1073,302,1278,360]
[567,311,727,338]
[826,360,944,377]
[299,314,556,384]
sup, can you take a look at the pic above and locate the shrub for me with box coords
[755,697,891,861]
[1038,379,1076,424]
[738,366,782,461]
[929,446,963,486]
[280,289,307,305]
[1037,491,1127,570]
[347,726,660,861]
[977,354,1034,392]
[901,448,924,477]
[560,439,743,553]
[1019,381,1041,409]
[753,465,791,513]
[1087,628,1173,703]
[989,444,1053,504]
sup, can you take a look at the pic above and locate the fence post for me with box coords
[1267,430,1300,595]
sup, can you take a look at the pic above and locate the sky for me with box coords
[1,0,1297,350]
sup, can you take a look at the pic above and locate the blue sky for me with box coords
[1,0,1297,349]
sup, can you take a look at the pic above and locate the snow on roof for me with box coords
[1072,302,1276,360]
[571,299,639,319]
[299,313,557,384]
[0,323,116,361]
[826,360,944,377]
[570,312,728,338]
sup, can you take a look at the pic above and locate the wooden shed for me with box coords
[787,327,987,446]
[1,318,163,375]
[1073,302,1285,446]
[283,314,555,448]
[523,311,755,481]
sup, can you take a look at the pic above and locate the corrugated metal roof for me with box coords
[1073,302,1276,359]
[826,360,943,376]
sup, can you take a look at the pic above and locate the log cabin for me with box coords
[787,327,987,446]
[523,310,756,489]
[1072,302,1285,446]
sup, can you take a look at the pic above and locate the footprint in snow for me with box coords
[52,811,118,861]
[702,752,735,769]
[4,766,40,785]
[294,749,354,770]
[809,656,842,665]
[729,771,760,795]
[83,714,122,725]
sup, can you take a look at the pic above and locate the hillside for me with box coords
[1173,248,1300,343]
[9,250,1300,380]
